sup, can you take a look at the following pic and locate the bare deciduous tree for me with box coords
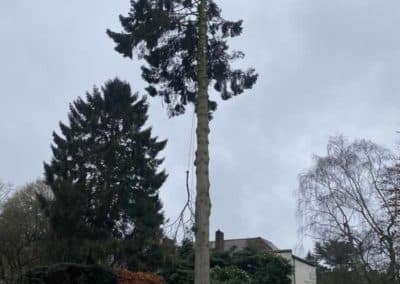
[297,136,400,282]
[0,180,50,283]
[0,181,11,208]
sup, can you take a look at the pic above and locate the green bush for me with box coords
[232,249,292,284]
[23,263,117,284]
[164,240,292,284]
[211,266,251,284]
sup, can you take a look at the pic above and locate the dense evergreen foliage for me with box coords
[210,266,251,284]
[107,0,258,117]
[231,248,292,284]
[163,240,292,284]
[41,79,167,270]
[166,239,194,284]
[313,240,358,270]
[308,240,398,284]
[24,264,117,284]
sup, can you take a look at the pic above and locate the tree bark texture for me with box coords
[194,0,211,283]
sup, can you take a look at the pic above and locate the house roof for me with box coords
[210,236,279,251]
[293,254,317,267]
[210,236,315,268]
[275,249,317,267]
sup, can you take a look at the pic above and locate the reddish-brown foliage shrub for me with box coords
[117,270,164,284]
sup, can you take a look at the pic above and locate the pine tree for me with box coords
[43,78,167,270]
[314,240,357,271]
[107,2,257,282]
[167,239,195,284]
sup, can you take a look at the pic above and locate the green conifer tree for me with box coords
[43,78,167,270]
[107,2,257,282]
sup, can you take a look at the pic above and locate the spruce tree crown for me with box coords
[43,78,167,268]
[107,0,258,116]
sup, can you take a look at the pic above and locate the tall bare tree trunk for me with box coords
[194,0,210,283]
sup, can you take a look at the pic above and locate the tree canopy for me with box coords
[297,136,400,282]
[42,78,167,270]
[0,181,50,283]
[107,0,258,117]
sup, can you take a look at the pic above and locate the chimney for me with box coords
[215,229,224,252]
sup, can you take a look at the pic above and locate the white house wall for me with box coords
[294,258,316,284]
[276,251,316,284]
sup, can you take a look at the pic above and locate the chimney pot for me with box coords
[215,229,224,252]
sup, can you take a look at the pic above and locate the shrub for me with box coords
[211,266,251,284]
[24,263,117,284]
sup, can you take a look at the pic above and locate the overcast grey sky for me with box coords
[1,0,400,254]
